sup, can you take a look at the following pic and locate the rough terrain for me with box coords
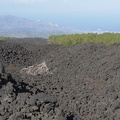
[1,39,120,120]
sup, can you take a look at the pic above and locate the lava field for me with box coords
[1,39,120,120]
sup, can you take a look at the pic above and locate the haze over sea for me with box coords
[0,0,120,32]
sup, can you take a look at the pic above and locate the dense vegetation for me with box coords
[48,33,120,45]
[0,37,47,41]
[0,37,12,41]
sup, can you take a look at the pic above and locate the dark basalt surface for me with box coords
[1,39,120,120]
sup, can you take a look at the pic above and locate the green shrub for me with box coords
[48,33,120,45]
[0,37,12,41]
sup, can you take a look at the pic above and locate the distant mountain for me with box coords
[0,15,80,38]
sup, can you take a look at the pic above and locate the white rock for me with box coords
[20,61,52,76]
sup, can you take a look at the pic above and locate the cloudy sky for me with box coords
[0,0,120,31]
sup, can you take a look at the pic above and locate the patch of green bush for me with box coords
[48,33,120,45]
[0,37,12,41]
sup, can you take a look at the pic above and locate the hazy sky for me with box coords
[0,0,120,31]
